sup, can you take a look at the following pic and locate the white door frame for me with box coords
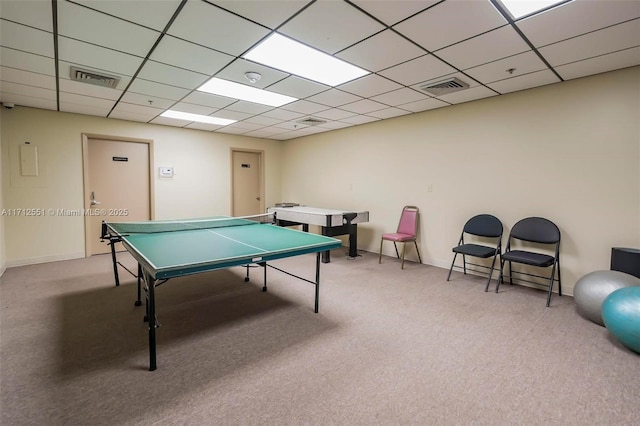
[81,133,155,256]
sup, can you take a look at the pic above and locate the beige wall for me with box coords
[1,108,283,266]
[281,66,640,295]
[0,106,5,276]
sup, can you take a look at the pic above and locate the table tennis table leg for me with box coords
[143,270,158,371]
[135,264,142,306]
[314,252,320,313]
[109,237,120,287]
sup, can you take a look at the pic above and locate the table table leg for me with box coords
[143,270,157,371]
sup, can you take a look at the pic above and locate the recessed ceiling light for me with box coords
[160,110,236,126]
[243,33,370,87]
[498,0,571,19]
[197,77,297,107]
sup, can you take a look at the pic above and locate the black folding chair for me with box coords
[497,217,561,307]
[447,214,503,291]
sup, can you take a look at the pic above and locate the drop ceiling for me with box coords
[0,0,638,140]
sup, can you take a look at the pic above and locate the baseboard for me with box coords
[0,263,5,278]
[5,252,86,268]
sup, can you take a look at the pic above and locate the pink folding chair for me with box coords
[379,205,422,269]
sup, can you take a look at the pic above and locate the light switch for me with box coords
[159,166,174,178]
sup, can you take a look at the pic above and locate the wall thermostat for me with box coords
[159,167,174,178]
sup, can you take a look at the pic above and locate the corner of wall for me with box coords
[0,106,6,277]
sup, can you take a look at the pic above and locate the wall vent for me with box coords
[70,66,120,88]
[420,77,469,96]
[296,117,327,126]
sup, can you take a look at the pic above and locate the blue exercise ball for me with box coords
[573,270,640,326]
[602,286,640,354]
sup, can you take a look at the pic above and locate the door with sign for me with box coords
[83,136,152,256]
[232,150,263,217]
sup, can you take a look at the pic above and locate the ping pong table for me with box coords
[102,214,341,371]
[267,206,369,263]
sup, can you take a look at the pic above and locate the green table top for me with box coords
[106,219,342,280]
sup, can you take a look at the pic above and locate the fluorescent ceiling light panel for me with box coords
[160,110,236,126]
[498,0,570,19]
[244,33,370,86]
[198,77,297,107]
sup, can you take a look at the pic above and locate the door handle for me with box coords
[90,191,102,206]
[256,196,261,201]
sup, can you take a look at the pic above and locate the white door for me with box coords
[84,137,151,255]
[232,150,263,217]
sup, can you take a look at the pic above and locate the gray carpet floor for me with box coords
[1,249,638,425]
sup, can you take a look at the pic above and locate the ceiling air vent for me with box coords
[420,77,469,96]
[296,117,327,126]
[70,66,120,88]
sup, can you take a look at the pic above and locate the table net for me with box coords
[107,213,275,234]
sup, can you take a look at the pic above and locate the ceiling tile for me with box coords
[185,122,226,131]
[0,80,56,100]
[215,58,289,88]
[314,108,357,120]
[111,101,163,116]
[108,110,155,123]
[555,47,640,80]
[167,0,270,56]
[278,0,385,54]
[150,35,235,76]
[244,115,281,126]
[169,102,217,116]
[0,92,57,110]
[260,108,305,121]
[517,0,640,48]
[0,0,53,31]
[340,114,380,125]
[58,37,143,77]
[435,85,497,104]
[267,76,329,99]
[336,29,425,72]
[119,91,175,109]
[306,89,363,107]
[282,100,330,115]
[538,20,640,67]
[436,25,530,70]
[150,116,189,127]
[370,87,427,106]
[209,109,253,121]
[58,1,159,57]
[379,54,456,86]
[210,1,311,29]
[340,98,388,114]
[181,91,236,109]
[367,107,413,119]
[59,77,124,100]
[0,47,55,76]
[394,0,507,51]
[487,69,560,94]
[0,67,56,90]
[350,0,440,26]
[59,91,116,109]
[137,60,209,90]
[464,51,548,84]
[59,102,112,116]
[225,100,274,115]
[0,21,54,57]
[337,74,403,97]
[127,78,191,100]
[71,0,183,32]
[397,97,449,113]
